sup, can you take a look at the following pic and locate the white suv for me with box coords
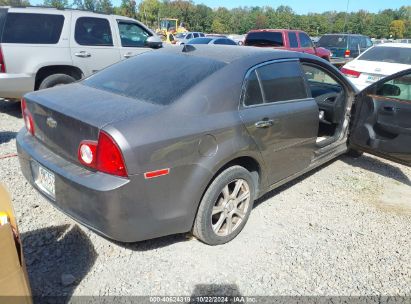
[0,7,162,99]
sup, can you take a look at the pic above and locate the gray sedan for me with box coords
[17,46,411,245]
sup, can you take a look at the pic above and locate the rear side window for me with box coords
[350,36,361,48]
[257,61,307,103]
[244,70,263,106]
[288,32,298,48]
[245,32,284,47]
[299,33,313,48]
[2,13,64,44]
[84,52,225,105]
[244,61,307,106]
[75,17,113,46]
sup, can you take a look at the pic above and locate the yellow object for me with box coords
[0,211,9,225]
[156,18,187,43]
[0,184,32,301]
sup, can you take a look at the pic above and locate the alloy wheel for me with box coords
[211,179,251,237]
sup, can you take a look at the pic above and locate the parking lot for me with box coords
[1,98,410,297]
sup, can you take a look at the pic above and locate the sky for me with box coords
[30,0,410,14]
[197,0,410,14]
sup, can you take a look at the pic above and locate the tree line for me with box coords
[3,0,411,38]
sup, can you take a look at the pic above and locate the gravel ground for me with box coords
[1,99,411,299]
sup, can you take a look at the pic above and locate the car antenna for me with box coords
[182,44,196,53]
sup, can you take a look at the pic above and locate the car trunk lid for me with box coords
[344,60,411,84]
[24,83,162,164]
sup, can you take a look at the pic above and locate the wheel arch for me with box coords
[35,65,84,90]
[190,154,263,228]
[212,156,262,194]
[188,154,263,238]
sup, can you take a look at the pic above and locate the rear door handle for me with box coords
[124,52,133,59]
[255,119,274,128]
[74,51,91,58]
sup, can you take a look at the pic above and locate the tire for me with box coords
[346,149,363,158]
[39,74,76,90]
[193,165,256,245]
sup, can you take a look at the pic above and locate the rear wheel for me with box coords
[39,74,76,90]
[193,166,256,245]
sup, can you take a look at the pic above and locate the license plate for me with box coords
[32,162,55,199]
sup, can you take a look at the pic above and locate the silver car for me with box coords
[175,32,205,45]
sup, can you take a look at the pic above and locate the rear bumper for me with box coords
[16,129,205,242]
[0,73,34,99]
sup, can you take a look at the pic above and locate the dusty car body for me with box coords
[16,46,411,245]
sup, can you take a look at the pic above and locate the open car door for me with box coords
[349,68,411,166]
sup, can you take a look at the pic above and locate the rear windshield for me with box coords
[358,47,411,65]
[83,52,225,105]
[188,38,212,44]
[317,35,348,48]
[245,32,284,47]
[2,13,64,44]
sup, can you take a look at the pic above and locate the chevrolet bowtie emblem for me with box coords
[46,117,57,128]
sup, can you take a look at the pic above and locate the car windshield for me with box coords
[245,32,283,47]
[358,46,411,65]
[317,35,348,48]
[188,38,212,44]
[83,52,225,105]
[175,33,186,38]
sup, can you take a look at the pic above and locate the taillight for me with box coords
[78,131,128,177]
[0,47,6,73]
[78,141,98,168]
[341,68,361,78]
[21,99,35,136]
[344,49,351,58]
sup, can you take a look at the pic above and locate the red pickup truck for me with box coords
[244,29,331,61]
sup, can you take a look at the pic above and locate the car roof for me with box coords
[5,6,136,21]
[157,45,306,65]
[374,43,411,49]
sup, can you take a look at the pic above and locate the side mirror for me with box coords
[376,83,401,97]
[146,36,163,49]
